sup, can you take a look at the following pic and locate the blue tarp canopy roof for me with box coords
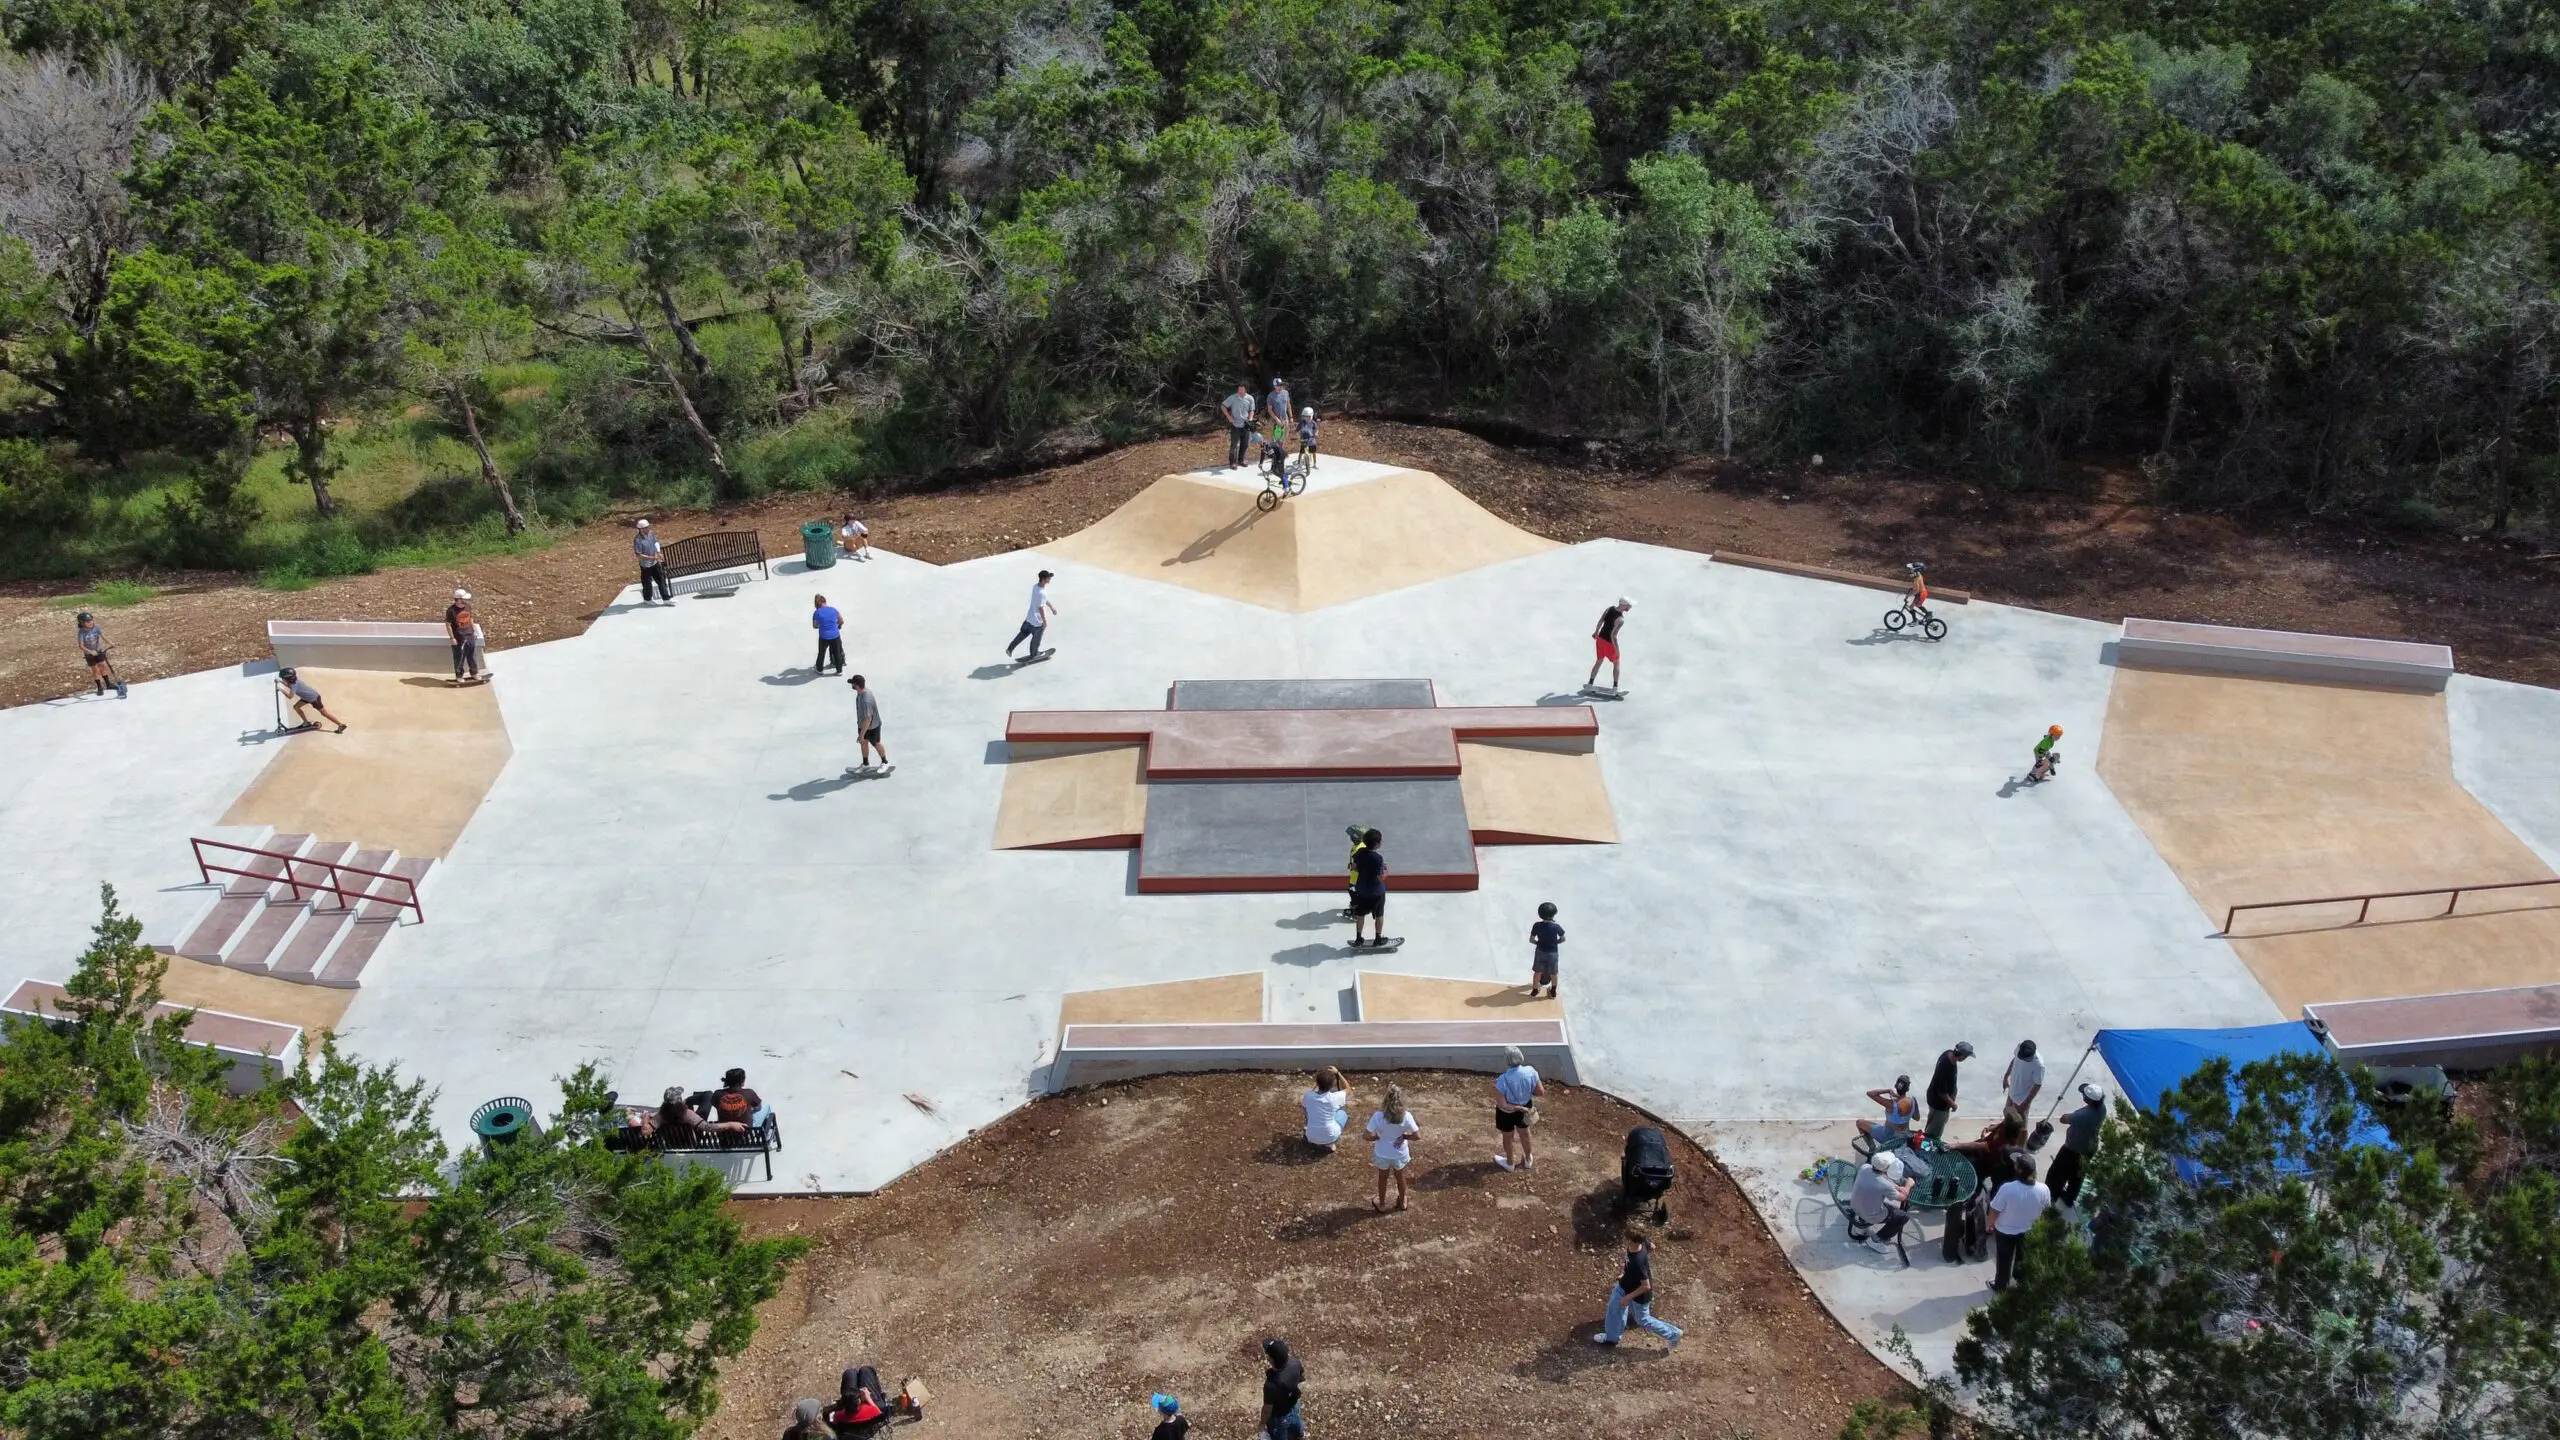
[2095,1022,2394,1161]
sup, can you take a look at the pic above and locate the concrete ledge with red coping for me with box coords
[2116,617,2455,692]
[2306,982,2560,1068]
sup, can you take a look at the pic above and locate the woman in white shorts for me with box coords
[1366,1083,1420,1211]
[1302,1066,1348,1153]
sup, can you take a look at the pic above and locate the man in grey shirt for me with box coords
[1220,382,1256,469]
[2047,1083,2105,1208]
[634,519,672,604]
[847,674,892,775]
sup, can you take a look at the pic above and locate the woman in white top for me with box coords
[1366,1083,1421,1212]
[838,514,872,560]
[1301,1066,1348,1152]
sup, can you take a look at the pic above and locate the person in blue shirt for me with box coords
[1493,1044,1545,1171]
[811,594,845,675]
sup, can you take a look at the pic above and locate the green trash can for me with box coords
[801,521,838,569]
[470,1096,540,1154]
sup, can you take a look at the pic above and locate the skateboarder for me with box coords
[445,589,485,684]
[1348,827,1390,948]
[2027,724,2063,782]
[1587,598,1632,693]
[75,611,126,698]
[1221,382,1256,469]
[276,668,348,733]
[1528,902,1564,998]
[1006,570,1056,661]
[847,674,892,774]
[634,519,672,604]
[812,594,845,675]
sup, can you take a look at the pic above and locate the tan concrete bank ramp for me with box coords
[1457,740,1619,844]
[992,743,1147,849]
[1039,467,1556,611]
[1059,973,1266,1027]
[222,669,512,859]
[1357,971,1563,1022]
[2097,667,2560,1014]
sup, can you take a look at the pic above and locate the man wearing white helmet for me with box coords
[1587,598,1632,692]
[2048,1082,2106,1208]
[1296,405,1319,471]
[444,588,485,684]
[634,519,672,604]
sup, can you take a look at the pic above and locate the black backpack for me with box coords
[1621,1127,1676,1215]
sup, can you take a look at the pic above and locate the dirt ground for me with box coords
[8,418,2560,708]
[708,1071,1906,1440]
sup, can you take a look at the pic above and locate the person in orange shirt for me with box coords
[1904,560,1931,611]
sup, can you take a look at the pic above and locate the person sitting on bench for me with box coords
[706,1068,763,1131]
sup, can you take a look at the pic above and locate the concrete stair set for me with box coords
[172,829,431,989]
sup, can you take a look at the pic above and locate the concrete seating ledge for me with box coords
[268,620,451,674]
[2115,617,2454,692]
[1052,1018,1572,1090]
[5,979,301,1094]
[2306,983,2560,1069]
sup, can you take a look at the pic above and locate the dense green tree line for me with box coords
[1,0,2556,571]
[0,891,804,1438]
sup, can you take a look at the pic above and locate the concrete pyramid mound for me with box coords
[1038,460,1556,611]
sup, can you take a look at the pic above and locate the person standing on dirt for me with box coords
[75,611,125,698]
[445,589,485,684]
[1586,598,1631,691]
[1924,1040,1974,1142]
[1494,1044,1544,1172]
[1594,1227,1682,1351]
[1348,827,1388,947]
[1221,382,1257,469]
[1259,1339,1307,1440]
[1006,570,1057,660]
[634,519,673,604]
[811,594,845,675]
[1367,1083,1420,1212]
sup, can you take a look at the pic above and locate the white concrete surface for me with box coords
[0,528,2334,1379]
[2449,673,2560,871]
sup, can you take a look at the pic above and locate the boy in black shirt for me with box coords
[1260,1339,1306,1440]
[1528,901,1565,998]
[1595,1228,1683,1350]
[1349,828,1387,947]
[1147,1393,1187,1440]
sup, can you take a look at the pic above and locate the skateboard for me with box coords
[1349,936,1404,953]
[1013,648,1056,665]
[1580,685,1626,700]
[844,763,897,777]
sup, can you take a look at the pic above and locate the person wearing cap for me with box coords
[1264,376,1292,433]
[1587,598,1632,691]
[1849,1148,1915,1256]
[444,588,485,684]
[1258,1338,1306,1440]
[2047,1083,2105,1207]
[75,610,125,698]
[1493,1043,1544,1172]
[276,667,348,733]
[1147,1392,1188,1440]
[782,1397,829,1439]
[1005,569,1056,661]
[634,519,672,604]
[2001,1039,2044,1125]
[1924,1040,1974,1141]
[1220,381,1257,469]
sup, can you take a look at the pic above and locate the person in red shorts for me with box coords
[1587,598,1632,691]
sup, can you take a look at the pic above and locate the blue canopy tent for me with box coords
[2094,1022,2394,1173]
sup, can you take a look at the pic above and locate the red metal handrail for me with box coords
[190,837,422,922]
[2222,876,2560,935]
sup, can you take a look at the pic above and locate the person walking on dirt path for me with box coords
[1594,1227,1682,1351]
[847,674,891,775]
[1924,1040,1974,1142]
[2047,1083,2105,1208]
[1367,1083,1419,1212]
[1348,827,1388,947]
[1528,901,1564,998]
[276,668,347,733]
[1006,570,1057,660]
[634,519,673,604]
[2001,1039,2044,1126]
[812,594,845,675]
[445,589,485,684]
[1259,1339,1307,1440]
[1587,598,1632,691]
[838,513,872,561]
[75,611,126,698]
[1221,382,1257,469]
[1494,1044,1544,1171]
[1265,377,1292,433]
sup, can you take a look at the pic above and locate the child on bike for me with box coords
[1903,561,1931,613]
[2028,725,2062,782]
[1297,406,1319,471]
[1261,418,1289,481]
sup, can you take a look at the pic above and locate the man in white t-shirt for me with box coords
[1005,570,1056,660]
[2001,1039,2045,1125]
[1987,1154,2051,1291]
[1492,1046,1544,1172]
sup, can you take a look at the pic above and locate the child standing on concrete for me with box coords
[1528,902,1564,998]
[76,611,126,698]
[847,674,892,775]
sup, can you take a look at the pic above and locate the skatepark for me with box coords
[6,453,2560,1377]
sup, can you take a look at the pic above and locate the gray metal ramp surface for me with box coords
[1169,679,1438,711]
[1138,776,1476,891]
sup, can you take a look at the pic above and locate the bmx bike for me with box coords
[1254,451,1312,511]
[1883,598,1948,641]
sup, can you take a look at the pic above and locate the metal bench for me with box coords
[605,1112,783,1181]
[659,530,769,586]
